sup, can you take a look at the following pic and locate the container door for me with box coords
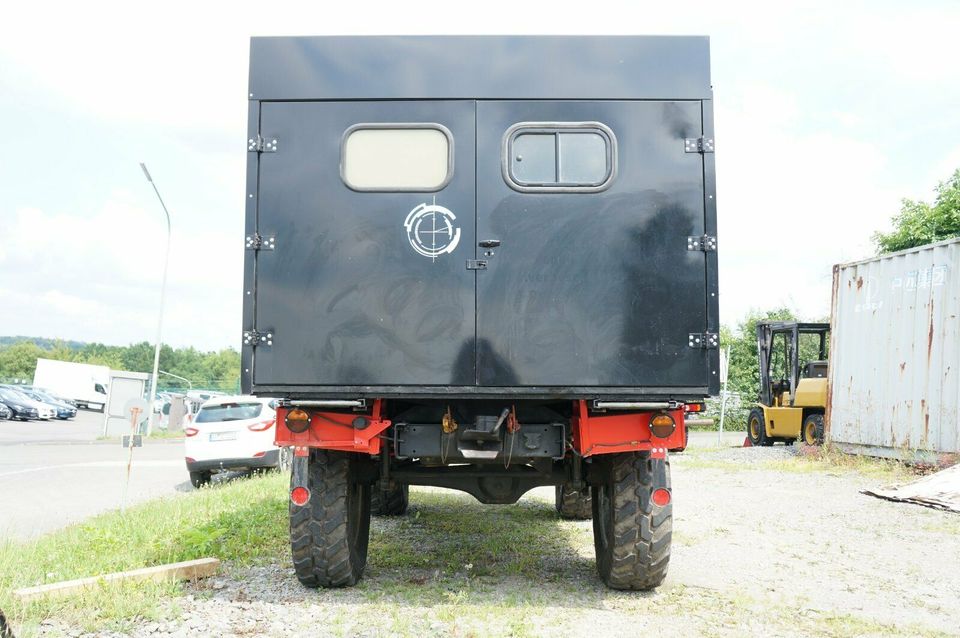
[254,101,476,387]
[475,101,708,388]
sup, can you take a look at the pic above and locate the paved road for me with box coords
[0,411,188,540]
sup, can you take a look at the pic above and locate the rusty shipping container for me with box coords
[827,237,960,461]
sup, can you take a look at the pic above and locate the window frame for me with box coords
[340,122,455,193]
[502,121,618,193]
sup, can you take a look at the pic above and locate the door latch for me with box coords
[466,259,488,270]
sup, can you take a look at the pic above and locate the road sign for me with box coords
[123,398,150,425]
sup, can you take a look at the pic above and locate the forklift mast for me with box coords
[756,322,829,407]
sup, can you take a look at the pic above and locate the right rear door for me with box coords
[474,100,708,388]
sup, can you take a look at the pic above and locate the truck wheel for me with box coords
[290,450,371,588]
[189,471,211,488]
[555,484,592,519]
[371,483,409,516]
[276,447,292,472]
[592,452,671,590]
[747,408,773,446]
[802,414,825,445]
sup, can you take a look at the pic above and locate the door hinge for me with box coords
[684,137,715,154]
[245,233,276,251]
[466,259,488,270]
[243,329,274,347]
[247,134,278,153]
[688,333,719,349]
[687,234,717,252]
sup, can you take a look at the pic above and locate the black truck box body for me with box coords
[242,36,719,400]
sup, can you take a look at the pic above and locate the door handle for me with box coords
[479,239,501,248]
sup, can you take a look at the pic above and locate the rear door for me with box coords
[254,101,476,387]
[475,101,708,388]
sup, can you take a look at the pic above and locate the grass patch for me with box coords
[764,445,923,481]
[0,471,288,635]
[370,491,591,581]
[678,444,921,481]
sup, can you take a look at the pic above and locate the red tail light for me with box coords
[684,403,704,413]
[248,418,276,432]
[253,451,266,458]
[184,427,199,437]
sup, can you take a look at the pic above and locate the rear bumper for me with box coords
[186,449,280,473]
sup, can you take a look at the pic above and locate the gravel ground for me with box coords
[34,446,960,638]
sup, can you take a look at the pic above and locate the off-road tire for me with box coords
[592,452,672,590]
[290,450,371,588]
[747,408,773,446]
[189,471,211,489]
[371,483,409,516]
[555,483,592,520]
[802,413,825,446]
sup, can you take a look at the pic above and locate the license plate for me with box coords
[209,431,237,442]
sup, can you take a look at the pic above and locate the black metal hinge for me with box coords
[247,134,278,153]
[688,333,719,349]
[687,235,718,252]
[684,137,715,153]
[245,233,276,250]
[466,259,488,270]
[243,329,274,347]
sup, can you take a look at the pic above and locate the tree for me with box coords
[873,169,960,253]
[0,341,47,382]
[0,338,241,392]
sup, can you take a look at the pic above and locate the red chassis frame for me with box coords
[276,399,686,459]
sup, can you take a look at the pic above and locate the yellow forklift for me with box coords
[747,322,829,446]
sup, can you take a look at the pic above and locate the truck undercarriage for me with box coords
[276,398,690,589]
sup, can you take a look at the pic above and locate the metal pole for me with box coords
[140,163,171,437]
[121,406,142,513]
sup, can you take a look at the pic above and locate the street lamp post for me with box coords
[159,369,193,391]
[140,162,171,436]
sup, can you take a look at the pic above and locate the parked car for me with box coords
[20,389,77,419]
[0,387,40,421]
[40,389,78,408]
[184,396,287,488]
[0,385,57,420]
[0,402,12,420]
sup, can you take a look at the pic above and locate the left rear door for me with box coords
[253,101,477,388]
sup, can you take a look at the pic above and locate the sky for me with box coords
[1,0,959,351]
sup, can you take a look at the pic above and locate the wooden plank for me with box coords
[13,557,220,602]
